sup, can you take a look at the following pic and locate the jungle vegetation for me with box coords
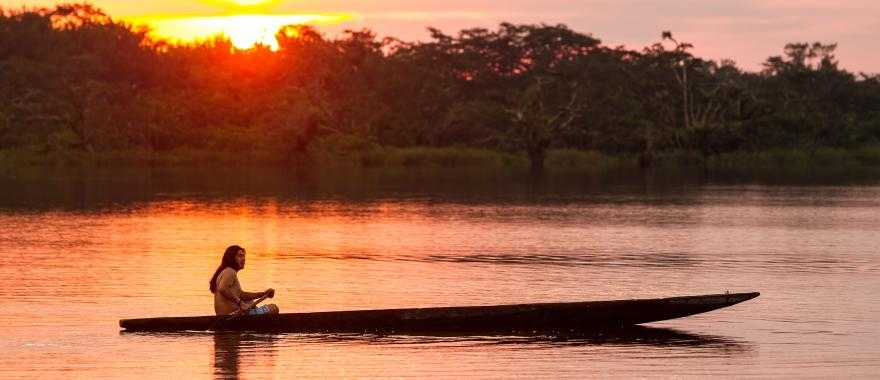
[1,4,879,171]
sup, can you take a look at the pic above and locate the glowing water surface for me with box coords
[0,168,878,378]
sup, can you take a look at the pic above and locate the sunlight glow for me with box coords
[230,0,272,5]
[127,14,351,49]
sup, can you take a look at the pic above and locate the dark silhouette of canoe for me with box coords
[119,292,759,333]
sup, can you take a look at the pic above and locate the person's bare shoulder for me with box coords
[217,267,238,287]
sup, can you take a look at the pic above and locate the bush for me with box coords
[813,147,857,166]
[853,146,880,166]
[545,149,618,169]
[360,147,515,168]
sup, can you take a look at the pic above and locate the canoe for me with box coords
[119,292,759,334]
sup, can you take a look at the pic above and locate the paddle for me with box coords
[230,292,272,317]
[210,291,272,330]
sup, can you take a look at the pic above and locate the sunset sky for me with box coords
[3,0,878,73]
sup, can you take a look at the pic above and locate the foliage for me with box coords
[1,4,879,170]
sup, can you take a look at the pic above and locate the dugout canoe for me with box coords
[119,292,759,333]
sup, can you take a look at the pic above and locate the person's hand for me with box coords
[264,288,275,298]
[239,301,255,311]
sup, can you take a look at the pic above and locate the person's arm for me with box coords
[240,288,274,301]
[239,291,262,301]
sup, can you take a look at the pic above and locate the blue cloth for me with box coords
[246,304,273,316]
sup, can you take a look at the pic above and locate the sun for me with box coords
[128,13,351,49]
[125,0,353,49]
[229,0,272,5]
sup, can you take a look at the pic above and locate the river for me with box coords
[1,167,878,378]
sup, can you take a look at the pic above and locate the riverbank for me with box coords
[2,145,880,172]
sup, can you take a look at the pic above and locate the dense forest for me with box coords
[1,4,879,170]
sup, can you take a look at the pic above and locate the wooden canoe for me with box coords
[119,292,759,334]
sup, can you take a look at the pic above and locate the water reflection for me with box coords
[422,251,699,268]
[475,326,749,351]
[124,325,749,355]
[296,325,748,351]
[6,167,880,377]
[3,166,877,212]
[213,332,278,378]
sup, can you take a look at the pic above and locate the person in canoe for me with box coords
[210,245,279,316]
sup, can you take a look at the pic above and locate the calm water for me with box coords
[1,167,879,378]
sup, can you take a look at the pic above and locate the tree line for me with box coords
[2,4,879,170]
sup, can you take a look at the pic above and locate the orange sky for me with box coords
[2,0,878,73]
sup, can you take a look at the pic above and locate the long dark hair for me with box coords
[210,245,244,293]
